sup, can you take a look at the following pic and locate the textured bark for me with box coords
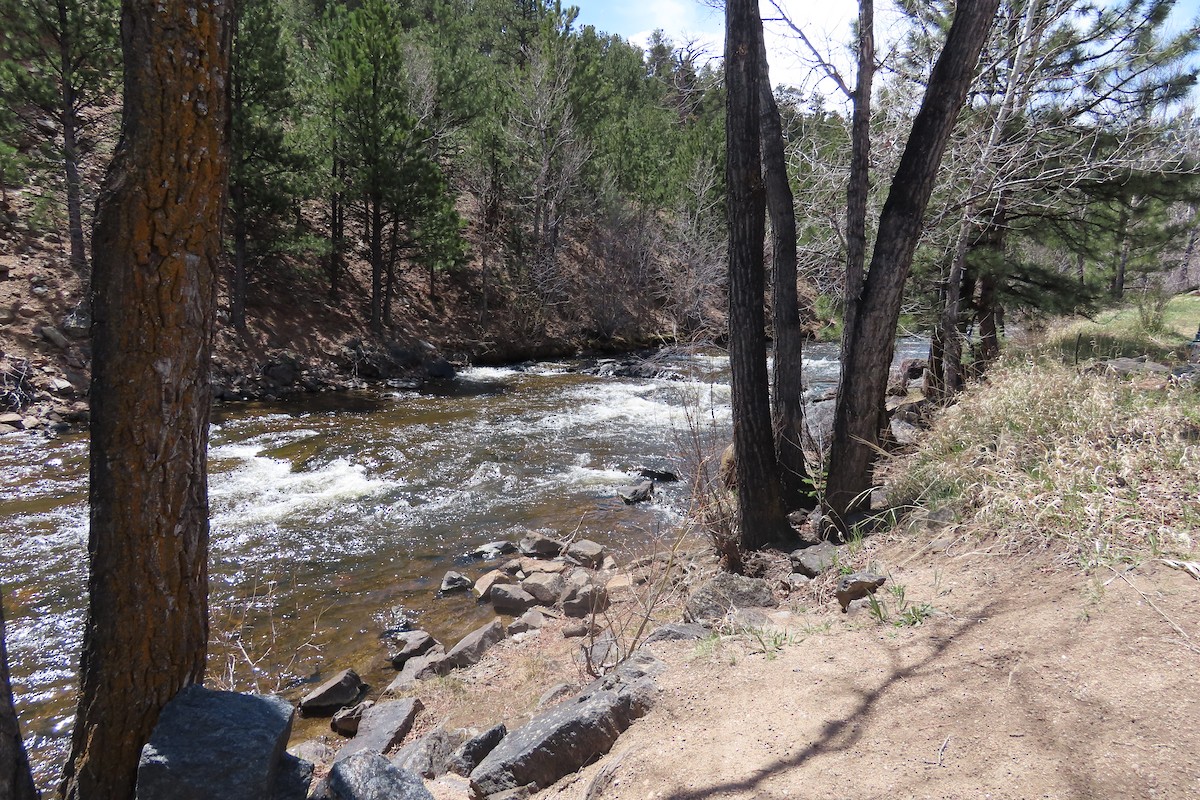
[60,0,230,798]
[826,0,999,525]
[726,0,790,551]
[842,0,874,339]
[0,597,38,800]
[759,34,813,512]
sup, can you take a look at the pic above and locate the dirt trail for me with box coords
[540,543,1200,800]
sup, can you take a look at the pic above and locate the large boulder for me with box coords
[474,569,515,600]
[135,685,300,800]
[789,541,840,578]
[565,540,605,568]
[440,571,473,593]
[617,480,653,504]
[518,532,565,558]
[445,724,507,776]
[491,584,537,615]
[387,631,439,670]
[334,698,424,763]
[387,647,447,693]
[471,541,518,560]
[391,726,470,779]
[683,573,777,624]
[469,681,653,795]
[444,619,505,670]
[301,669,366,716]
[561,582,608,618]
[332,701,374,737]
[312,752,433,800]
[520,572,564,605]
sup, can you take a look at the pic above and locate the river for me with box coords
[0,339,927,787]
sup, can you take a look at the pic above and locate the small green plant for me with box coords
[895,602,934,627]
[864,579,936,627]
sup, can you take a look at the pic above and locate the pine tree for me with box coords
[229,0,307,333]
[0,0,120,284]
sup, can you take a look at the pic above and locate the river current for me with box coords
[0,339,927,786]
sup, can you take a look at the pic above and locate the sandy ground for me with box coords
[525,538,1200,800]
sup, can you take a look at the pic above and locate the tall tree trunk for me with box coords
[369,194,383,336]
[231,182,248,335]
[57,0,88,286]
[0,596,37,800]
[329,135,343,304]
[726,0,790,552]
[60,0,229,797]
[759,34,812,512]
[826,0,999,526]
[843,0,874,338]
[976,270,1001,365]
[1111,207,1130,298]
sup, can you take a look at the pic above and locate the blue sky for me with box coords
[573,0,1200,98]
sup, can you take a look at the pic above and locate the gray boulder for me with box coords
[565,540,605,568]
[391,726,470,779]
[469,682,653,795]
[440,571,473,593]
[444,619,505,670]
[273,754,315,800]
[332,701,374,737]
[520,572,564,605]
[334,698,424,763]
[491,584,537,614]
[135,685,299,800]
[474,569,515,600]
[313,752,433,800]
[683,573,777,624]
[472,541,518,560]
[301,668,366,716]
[507,610,545,635]
[561,582,609,618]
[445,724,507,776]
[789,541,841,578]
[518,532,564,558]
[643,622,709,644]
[387,631,438,670]
[387,647,447,693]
[618,480,653,504]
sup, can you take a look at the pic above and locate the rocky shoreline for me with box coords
[129,512,898,800]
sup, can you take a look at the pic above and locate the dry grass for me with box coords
[1028,293,1200,363]
[883,355,1200,570]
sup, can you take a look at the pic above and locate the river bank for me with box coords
[278,345,1200,798]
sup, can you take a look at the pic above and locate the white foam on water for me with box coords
[557,464,637,487]
[457,365,518,382]
[210,453,392,526]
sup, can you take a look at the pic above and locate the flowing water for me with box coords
[0,339,927,786]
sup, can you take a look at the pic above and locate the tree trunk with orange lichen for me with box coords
[58,0,230,798]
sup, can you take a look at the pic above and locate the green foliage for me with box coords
[230,0,309,253]
[0,0,120,171]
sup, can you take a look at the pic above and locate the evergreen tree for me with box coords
[229,0,308,333]
[326,0,464,333]
[0,0,120,283]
